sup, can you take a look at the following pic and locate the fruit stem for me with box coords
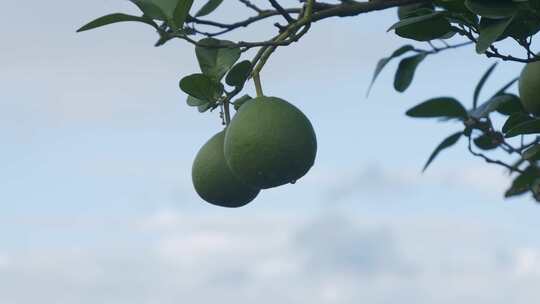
[249,0,313,96]
[253,72,264,97]
[223,100,231,125]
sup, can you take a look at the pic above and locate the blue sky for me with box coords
[1,1,540,303]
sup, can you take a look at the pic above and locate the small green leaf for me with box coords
[394,53,427,92]
[196,0,224,17]
[173,0,194,30]
[179,73,223,102]
[465,0,518,19]
[476,17,514,54]
[130,0,169,20]
[389,12,452,41]
[504,118,540,138]
[523,145,540,161]
[198,102,213,113]
[473,62,497,109]
[531,0,540,11]
[406,97,468,119]
[77,14,155,32]
[398,5,435,19]
[436,0,478,25]
[226,60,252,87]
[423,132,463,172]
[470,93,520,118]
[186,95,206,106]
[473,133,500,150]
[388,12,444,31]
[130,0,194,30]
[196,38,241,81]
[495,94,524,115]
[505,166,540,198]
[504,8,540,39]
[502,113,532,133]
[367,45,414,95]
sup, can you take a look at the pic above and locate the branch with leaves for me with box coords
[77,0,540,203]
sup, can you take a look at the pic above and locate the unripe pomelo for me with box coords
[224,96,317,189]
[192,131,260,207]
[519,60,540,116]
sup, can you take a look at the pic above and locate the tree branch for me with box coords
[310,0,431,21]
[467,137,524,174]
[269,0,295,23]
[238,0,264,14]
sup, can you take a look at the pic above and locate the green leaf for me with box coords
[186,95,206,106]
[504,118,540,138]
[389,12,453,41]
[130,0,169,20]
[198,102,213,113]
[398,5,435,20]
[130,0,194,30]
[77,13,156,32]
[473,62,497,109]
[502,113,532,133]
[406,97,468,119]
[233,94,253,111]
[523,144,540,160]
[196,38,241,81]
[473,133,500,150]
[476,17,514,54]
[531,0,540,11]
[435,0,473,13]
[495,94,525,115]
[226,60,252,87]
[504,8,540,39]
[505,166,539,198]
[423,132,463,172]
[196,0,224,17]
[470,93,519,118]
[187,95,213,112]
[435,0,479,25]
[394,53,427,92]
[367,45,414,95]
[173,0,195,30]
[388,12,444,31]
[465,0,518,19]
[179,73,224,103]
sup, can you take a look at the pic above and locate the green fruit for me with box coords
[224,96,317,189]
[519,60,540,116]
[192,131,260,207]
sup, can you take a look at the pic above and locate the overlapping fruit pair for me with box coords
[192,96,317,208]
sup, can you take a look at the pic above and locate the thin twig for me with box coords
[269,0,295,23]
[238,0,264,13]
[468,137,525,174]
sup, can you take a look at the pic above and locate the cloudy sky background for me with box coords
[2,0,540,303]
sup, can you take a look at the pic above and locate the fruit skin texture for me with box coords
[192,131,260,208]
[519,60,540,116]
[224,96,317,189]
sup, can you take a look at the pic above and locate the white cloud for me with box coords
[294,215,415,276]
[1,210,539,304]
[430,164,510,197]
[320,162,511,203]
[0,254,9,269]
[512,248,540,277]
[140,209,184,231]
